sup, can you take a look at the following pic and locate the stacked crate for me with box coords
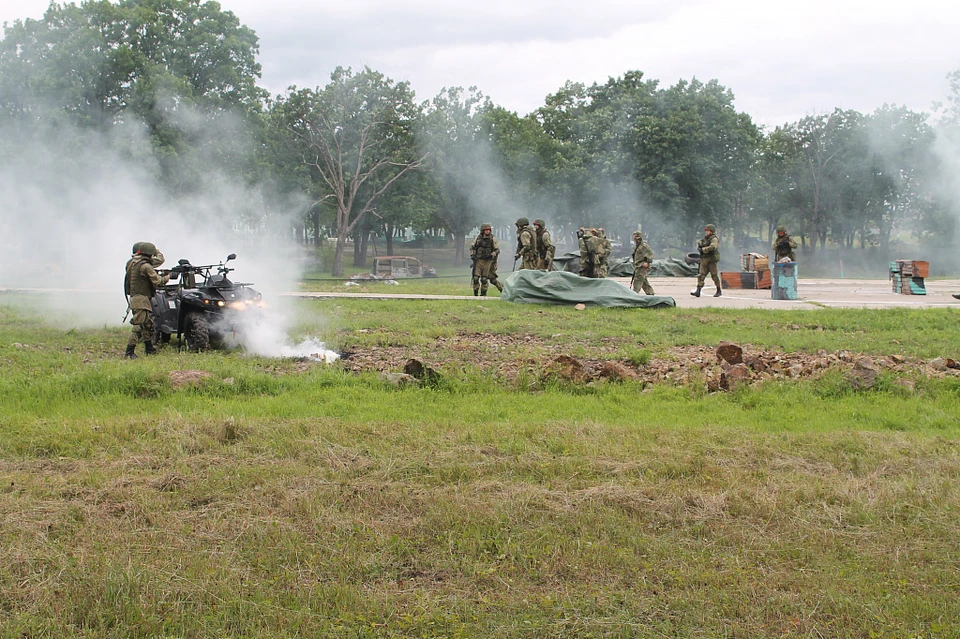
[721,253,772,289]
[889,260,928,295]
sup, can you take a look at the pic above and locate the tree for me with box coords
[419,87,529,266]
[271,67,425,276]
[0,0,267,191]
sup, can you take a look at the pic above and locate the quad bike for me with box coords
[151,253,263,351]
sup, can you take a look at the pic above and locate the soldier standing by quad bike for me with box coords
[469,224,503,296]
[123,241,173,358]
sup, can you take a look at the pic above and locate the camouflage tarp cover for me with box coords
[607,257,700,277]
[500,270,676,308]
[553,253,698,278]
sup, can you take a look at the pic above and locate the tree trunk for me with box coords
[311,208,321,246]
[355,229,369,267]
[450,230,465,266]
[332,237,346,276]
[385,221,394,255]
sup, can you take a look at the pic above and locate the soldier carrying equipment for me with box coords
[514,218,539,270]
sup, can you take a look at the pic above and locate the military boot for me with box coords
[714,288,722,297]
[473,289,479,296]
[480,289,487,296]
[124,345,138,359]
[690,287,702,298]
[144,340,158,355]
[495,282,503,292]
[953,293,960,300]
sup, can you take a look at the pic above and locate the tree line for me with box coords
[2,0,958,275]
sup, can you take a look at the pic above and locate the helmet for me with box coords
[533,218,545,228]
[516,217,529,227]
[480,224,492,232]
[633,231,642,239]
[134,241,158,257]
[777,225,786,234]
[705,224,716,233]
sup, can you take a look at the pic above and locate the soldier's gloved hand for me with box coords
[545,260,553,271]
[514,253,520,260]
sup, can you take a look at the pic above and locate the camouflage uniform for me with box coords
[577,228,593,277]
[693,224,721,297]
[773,225,798,262]
[470,225,503,296]
[592,229,612,278]
[583,231,604,278]
[631,232,655,295]
[514,217,539,270]
[124,242,170,358]
[533,219,555,270]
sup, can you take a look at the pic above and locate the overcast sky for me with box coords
[2,0,958,127]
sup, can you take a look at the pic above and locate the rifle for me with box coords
[122,297,131,324]
[629,269,636,291]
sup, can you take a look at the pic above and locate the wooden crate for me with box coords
[756,269,772,289]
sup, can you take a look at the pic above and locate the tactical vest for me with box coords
[125,256,156,297]
[536,229,548,259]
[518,227,538,255]
[474,235,495,260]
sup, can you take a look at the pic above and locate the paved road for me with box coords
[287,277,960,310]
[6,278,960,310]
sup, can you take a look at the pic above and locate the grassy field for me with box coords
[2,295,960,638]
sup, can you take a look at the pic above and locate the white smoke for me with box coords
[0,104,327,360]
[220,307,339,362]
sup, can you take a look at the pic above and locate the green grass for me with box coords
[2,297,960,637]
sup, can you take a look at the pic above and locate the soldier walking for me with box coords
[692,224,722,298]
[514,217,539,270]
[773,225,798,262]
[533,219,555,270]
[469,224,503,296]
[124,241,172,358]
[631,231,655,295]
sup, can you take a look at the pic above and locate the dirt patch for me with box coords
[334,332,958,389]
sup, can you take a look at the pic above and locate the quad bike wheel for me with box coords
[184,312,210,352]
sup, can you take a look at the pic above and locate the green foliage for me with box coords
[2,302,960,636]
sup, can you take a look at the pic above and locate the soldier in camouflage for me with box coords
[583,229,604,278]
[577,228,592,277]
[692,224,722,298]
[773,225,798,262]
[596,228,612,278]
[514,217,539,270]
[631,231,655,295]
[124,241,172,358]
[469,224,503,296]
[533,219,555,270]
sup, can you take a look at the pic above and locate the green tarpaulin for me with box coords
[500,270,676,308]
[552,253,699,278]
[607,256,700,277]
